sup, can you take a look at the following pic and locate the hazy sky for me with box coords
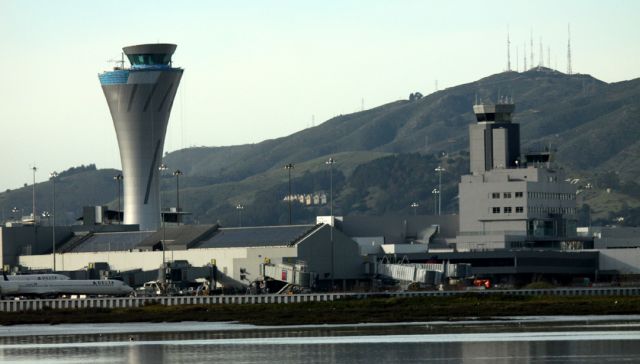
[0,0,638,190]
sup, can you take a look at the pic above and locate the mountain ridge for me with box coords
[2,69,640,226]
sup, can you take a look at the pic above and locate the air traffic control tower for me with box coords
[99,44,183,231]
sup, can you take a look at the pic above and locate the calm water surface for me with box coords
[1,317,640,363]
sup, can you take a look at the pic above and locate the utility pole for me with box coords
[158,164,168,269]
[410,202,419,216]
[173,170,183,226]
[114,174,123,224]
[50,171,58,271]
[435,166,445,215]
[325,157,336,289]
[32,166,37,223]
[284,163,294,225]
[236,204,244,227]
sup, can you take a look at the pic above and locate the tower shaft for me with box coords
[99,44,183,231]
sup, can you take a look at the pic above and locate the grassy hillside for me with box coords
[1,69,639,226]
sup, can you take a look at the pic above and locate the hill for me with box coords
[1,68,639,226]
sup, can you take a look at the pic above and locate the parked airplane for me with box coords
[5,274,70,281]
[0,273,133,297]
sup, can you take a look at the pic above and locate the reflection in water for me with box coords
[2,335,640,363]
[2,322,640,364]
[3,340,640,364]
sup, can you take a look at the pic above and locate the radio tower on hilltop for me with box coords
[539,37,543,67]
[506,26,511,71]
[567,23,573,75]
[530,29,534,69]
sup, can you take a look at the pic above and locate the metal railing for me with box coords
[1,287,639,312]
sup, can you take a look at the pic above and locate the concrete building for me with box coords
[99,44,183,231]
[457,101,578,251]
[17,224,365,289]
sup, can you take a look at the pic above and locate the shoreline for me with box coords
[2,295,640,326]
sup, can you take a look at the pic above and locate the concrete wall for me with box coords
[459,167,577,237]
[338,215,458,243]
[0,226,73,267]
[19,245,298,287]
[599,249,640,274]
[296,224,365,280]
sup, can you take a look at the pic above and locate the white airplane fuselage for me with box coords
[6,274,70,281]
[0,278,134,297]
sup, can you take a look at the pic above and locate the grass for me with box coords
[2,294,640,326]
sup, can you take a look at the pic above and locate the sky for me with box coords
[0,0,638,191]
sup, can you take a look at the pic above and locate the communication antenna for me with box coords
[311,115,315,127]
[523,42,527,70]
[530,29,534,69]
[361,98,364,111]
[506,25,511,71]
[547,46,551,70]
[567,23,573,75]
[539,37,543,67]
[516,45,519,72]
[107,52,125,70]
[435,80,438,92]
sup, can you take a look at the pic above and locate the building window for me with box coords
[516,206,524,213]
[504,192,512,198]
[515,192,523,198]
[491,193,500,199]
[504,207,512,213]
[492,207,500,213]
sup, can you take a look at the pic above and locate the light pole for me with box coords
[31,166,37,223]
[410,202,419,216]
[284,163,294,225]
[325,157,336,289]
[173,169,183,226]
[435,166,445,215]
[236,204,244,227]
[41,211,51,225]
[50,171,58,271]
[11,207,21,221]
[113,174,123,224]
[325,158,336,217]
[432,188,440,215]
[158,164,168,269]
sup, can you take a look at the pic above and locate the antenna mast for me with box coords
[506,25,511,71]
[530,29,534,69]
[567,23,573,75]
[523,42,527,70]
[516,45,519,72]
[539,37,543,67]
[547,46,551,70]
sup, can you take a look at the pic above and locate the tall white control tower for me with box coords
[99,44,183,231]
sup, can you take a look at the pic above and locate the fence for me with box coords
[1,287,639,312]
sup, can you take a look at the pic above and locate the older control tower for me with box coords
[99,44,183,231]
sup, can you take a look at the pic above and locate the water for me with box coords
[2,317,640,363]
